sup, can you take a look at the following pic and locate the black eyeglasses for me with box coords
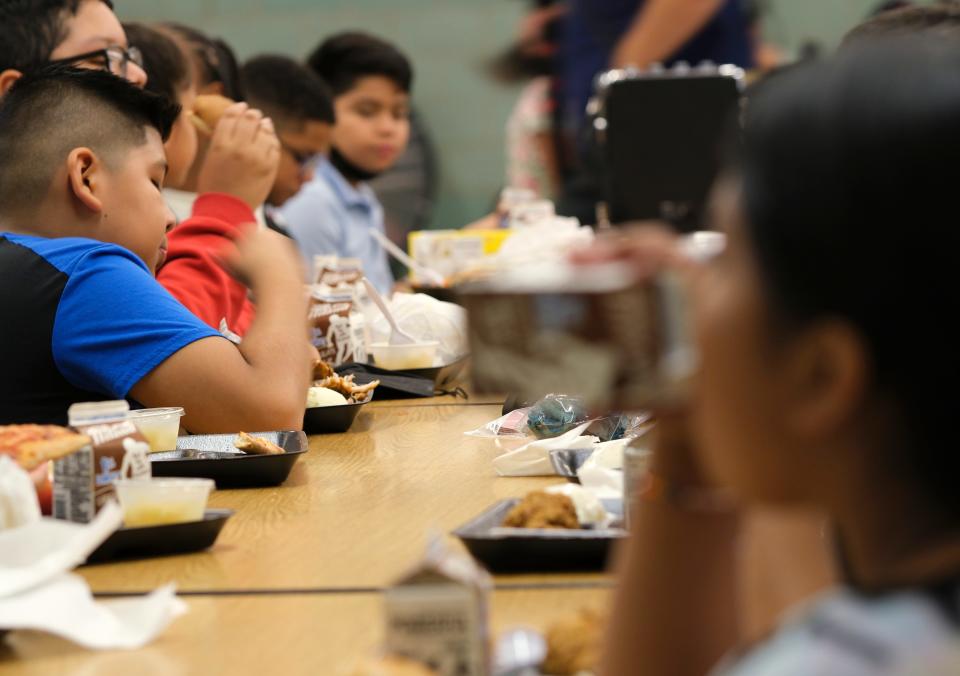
[49,45,144,79]
[280,140,317,169]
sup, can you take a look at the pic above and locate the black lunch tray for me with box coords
[150,431,307,487]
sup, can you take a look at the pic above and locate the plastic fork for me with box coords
[361,277,417,346]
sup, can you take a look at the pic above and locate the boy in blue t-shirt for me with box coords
[0,65,312,431]
[280,32,412,293]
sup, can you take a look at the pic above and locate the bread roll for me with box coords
[190,94,234,135]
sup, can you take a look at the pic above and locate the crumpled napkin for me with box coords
[493,422,597,476]
[0,462,185,649]
[576,438,630,499]
[0,573,185,650]
[0,455,40,531]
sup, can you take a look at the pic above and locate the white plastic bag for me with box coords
[367,292,468,365]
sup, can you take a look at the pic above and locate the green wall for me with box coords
[764,0,896,55]
[117,0,934,230]
[119,0,525,231]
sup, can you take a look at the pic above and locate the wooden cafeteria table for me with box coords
[77,400,610,593]
[1,395,614,674]
[1,588,611,675]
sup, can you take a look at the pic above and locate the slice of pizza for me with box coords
[233,431,285,455]
[0,424,91,470]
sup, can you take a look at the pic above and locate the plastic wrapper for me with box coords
[464,408,531,440]
[367,292,468,365]
[587,412,651,442]
[527,395,589,439]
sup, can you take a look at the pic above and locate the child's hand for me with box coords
[219,226,304,292]
[196,102,281,209]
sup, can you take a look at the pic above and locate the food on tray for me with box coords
[313,359,379,403]
[306,386,349,408]
[545,484,612,528]
[234,432,285,455]
[541,608,605,675]
[0,424,91,471]
[314,358,335,380]
[346,655,438,676]
[189,93,234,134]
[503,490,580,529]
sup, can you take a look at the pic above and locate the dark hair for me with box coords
[122,22,192,105]
[0,64,179,213]
[162,22,244,101]
[845,3,960,43]
[240,54,334,130]
[735,38,960,513]
[869,0,916,18]
[488,1,563,82]
[0,0,115,73]
[306,32,413,96]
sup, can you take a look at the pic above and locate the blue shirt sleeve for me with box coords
[52,244,221,398]
[280,182,344,276]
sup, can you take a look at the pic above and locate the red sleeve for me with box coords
[157,193,256,337]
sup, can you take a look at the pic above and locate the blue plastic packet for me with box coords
[526,395,589,439]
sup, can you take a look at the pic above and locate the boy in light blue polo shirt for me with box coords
[281,32,413,294]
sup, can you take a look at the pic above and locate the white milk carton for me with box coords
[384,538,491,675]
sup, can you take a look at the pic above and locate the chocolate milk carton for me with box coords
[384,538,491,675]
[53,400,149,523]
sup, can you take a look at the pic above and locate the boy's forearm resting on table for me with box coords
[130,270,310,434]
[612,0,726,69]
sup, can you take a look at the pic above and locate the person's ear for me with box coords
[65,147,105,215]
[0,69,23,96]
[780,320,869,440]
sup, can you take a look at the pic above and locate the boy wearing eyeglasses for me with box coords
[239,55,336,231]
[0,0,147,93]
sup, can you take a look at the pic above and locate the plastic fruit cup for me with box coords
[113,477,214,528]
[368,341,439,371]
[128,407,184,452]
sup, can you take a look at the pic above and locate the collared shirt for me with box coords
[279,158,394,294]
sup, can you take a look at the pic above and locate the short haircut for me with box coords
[162,22,245,101]
[0,0,115,73]
[306,32,413,96]
[844,3,960,44]
[123,22,192,104]
[240,54,334,132]
[0,64,179,214]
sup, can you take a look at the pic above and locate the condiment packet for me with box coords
[0,455,40,531]
[492,422,597,477]
[0,573,185,650]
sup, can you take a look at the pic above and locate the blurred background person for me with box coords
[556,0,755,223]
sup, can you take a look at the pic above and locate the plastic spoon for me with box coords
[368,228,446,287]
[361,277,417,346]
